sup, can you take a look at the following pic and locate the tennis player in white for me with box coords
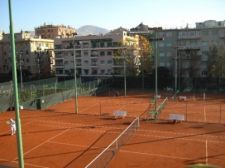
[9,118,16,135]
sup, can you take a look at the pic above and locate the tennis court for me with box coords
[0,109,136,168]
[109,120,225,168]
[159,92,225,124]
[1,90,225,167]
[0,92,150,168]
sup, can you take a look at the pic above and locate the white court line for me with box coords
[137,129,225,140]
[205,140,208,165]
[49,141,102,151]
[120,149,190,160]
[33,119,124,132]
[23,129,69,156]
[33,119,225,143]
[133,132,225,144]
[49,141,88,148]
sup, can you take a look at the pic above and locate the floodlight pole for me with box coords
[19,52,23,91]
[154,32,158,112]
[73,34,78,114]
[123,54,127,97]
[175,46,178,94]
[8,0,24,167]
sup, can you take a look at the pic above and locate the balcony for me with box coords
[178,31,200,40]
[177,46,200,50]
[55,64,64,68]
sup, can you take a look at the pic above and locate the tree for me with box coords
[138,35,153,88]
[208,45,225,88]
[139,35,153,74]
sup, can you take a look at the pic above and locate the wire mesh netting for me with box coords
[0,81,13,112]
[85,117,140,168]
[0,78,109,112]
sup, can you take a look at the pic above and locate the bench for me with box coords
[155,95,161,99]
[169,114,185,123]
[113,110,127,119]
[178,96,187,101]
[166,87,173,91]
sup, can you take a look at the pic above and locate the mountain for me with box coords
[77,25,109,36]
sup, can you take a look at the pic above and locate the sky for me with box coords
[0,0,225,32]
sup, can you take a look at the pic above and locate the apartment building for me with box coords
[156,21,225,88]
[131,20,225,89]
[35,24,76,39]
[0,31,55,80]
[54,28,140,78]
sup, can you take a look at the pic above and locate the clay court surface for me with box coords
[0,91,225,167]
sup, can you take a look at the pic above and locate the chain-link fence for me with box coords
[0,78,108,112]
[159,99,225,124]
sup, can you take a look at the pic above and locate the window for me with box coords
[166,42,172,47]
[100,42,105,47]
[100,69,105,74]
[91,68,98,75]
[100,60,105,64]
[159,62,165,67]
[100,51,105,56]
[159,53,165,57]
[107,51,112,55]
[202,30,208,36]
[167,52,171,57]
[84,60,89,64]
[202,71,207,77]
[159,42,164,47]
[107,42,112,47]
[166,62,171,67]
[107,60,112,64]
[107,69,112,74]
[83,51,89,56]
[211,30,218,35]
[83,69,89,75]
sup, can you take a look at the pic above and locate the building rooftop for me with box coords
[36,23,75,29]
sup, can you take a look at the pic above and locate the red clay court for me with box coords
[0,91,225,168]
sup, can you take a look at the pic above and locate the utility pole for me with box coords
[149,32,164,115]
[8,0,24,167]
[123,53,127,96]
[73,33,78,114]
[19,52,23,91]
[175,47,178,94]
[155,32,158,113]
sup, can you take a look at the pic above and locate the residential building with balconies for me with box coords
[54,28,140,78]
[0,31,55,80]
[147,20,225,89]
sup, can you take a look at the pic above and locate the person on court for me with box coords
[9,118,16,135]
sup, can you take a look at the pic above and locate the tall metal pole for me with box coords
[38,53,41,80]
[19,52,23,91]
[73,36,78,114]
[155,32,158,112]
[175,47,178,94]
[8,0,24,167]
[123,54,127,96]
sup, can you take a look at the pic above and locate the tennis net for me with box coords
[85,117,140,168]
